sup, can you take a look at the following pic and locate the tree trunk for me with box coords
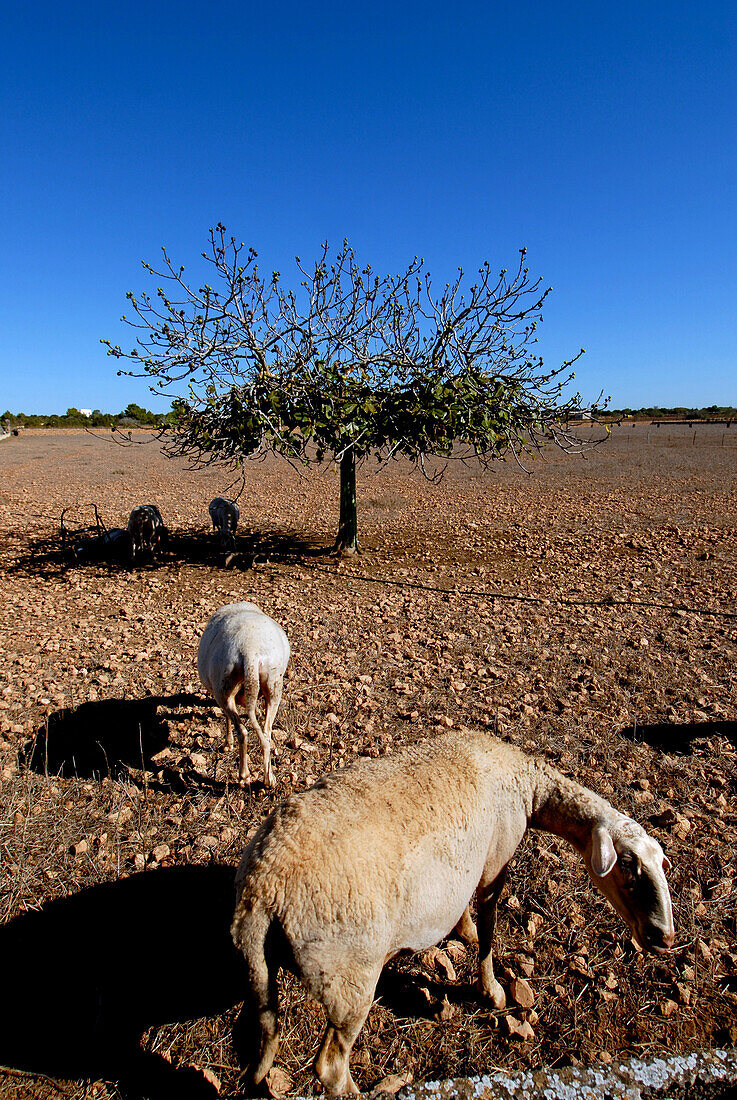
[335,448,359,554]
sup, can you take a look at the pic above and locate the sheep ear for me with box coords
[591,824,617,877]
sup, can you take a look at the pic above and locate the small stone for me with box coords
[70,839,88,856]
[526,914,542,937]
[422,946,456,982]
[660,999,678,1017]
[503,1015,535,1041]
[195,835,219,851]
[513,953,535,977]
[151,843,171,863]
[674,982,692,1005]
[570,955,591,977]
[372,1072,413,1095]
[649,807,678,827]
[445,940,468,963]
[510,976,535,1009]
[266,1066,293,1096]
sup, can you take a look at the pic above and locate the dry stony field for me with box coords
[0,425,735,1100]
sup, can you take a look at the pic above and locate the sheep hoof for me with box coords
[478,978,506,1010]
[454,911,479,944]
[238,776,250,789]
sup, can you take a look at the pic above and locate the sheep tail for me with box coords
[235,660,260,712]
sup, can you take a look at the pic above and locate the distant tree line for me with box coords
[4,401,734,433]
[607,405,737,420]
[0,403,178,429]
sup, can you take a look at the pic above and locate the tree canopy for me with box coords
[105,226,601,551]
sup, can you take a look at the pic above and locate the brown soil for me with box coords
[0,425,735,1100]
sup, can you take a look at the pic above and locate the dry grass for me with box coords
[0,425,735,1098]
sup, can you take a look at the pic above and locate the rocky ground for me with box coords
[0,425,735,1100]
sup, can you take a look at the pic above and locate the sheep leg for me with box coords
[224,712,234,750]
[259,674,283,789]
[454,905,479,944]
[234,984,280,1093]
[476,864,509,1009]
[233,913,280,1091]
[314,1000,373,1096]
[223,696,250,787]
[243,700,273,789]
[312,964,380,1096]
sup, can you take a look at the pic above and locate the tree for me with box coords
[105,226,601,552]
[119,402,158,426]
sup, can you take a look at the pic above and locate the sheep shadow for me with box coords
[0,865,244,1099]
[620,719,737,754]
[0,869,474,1099]
[376,961,479,1020]
[20,692,209,780]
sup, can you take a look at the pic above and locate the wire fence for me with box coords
[607,422,737,447]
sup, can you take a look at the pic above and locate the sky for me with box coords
[1,0,735,414]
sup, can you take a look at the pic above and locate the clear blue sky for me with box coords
[2,0,735,413]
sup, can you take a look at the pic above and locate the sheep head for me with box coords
[585,819,675,954]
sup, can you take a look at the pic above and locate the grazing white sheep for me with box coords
[197,602,290,787]
[127,504,166,562]
[209,496,240,550]
[231,730,674,1095]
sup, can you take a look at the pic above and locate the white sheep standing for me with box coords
[197,602,290,787]
[209,496,240,550]
[127,504,166,562]
[231,730,674,1095]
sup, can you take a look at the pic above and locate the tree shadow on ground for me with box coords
[9,525,332,577]
[0,865,244,1099]
[619,719,737,754]
[169,527,331,569]
[20,692,209,780]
